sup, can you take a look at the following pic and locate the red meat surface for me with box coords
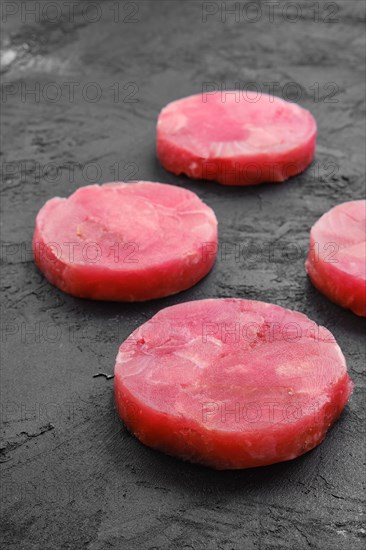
[33,182,218,301]
[114,298,353,470]
[306,200,366,316]
[157,92,317,186]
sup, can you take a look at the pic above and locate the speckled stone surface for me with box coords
[1,1,365,549]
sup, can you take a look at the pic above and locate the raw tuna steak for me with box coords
[157,92,317,186]
[306,200,366,316]
[33,182,218,301]
[115,298,352,469]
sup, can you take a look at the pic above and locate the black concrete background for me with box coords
[1,1,365,548]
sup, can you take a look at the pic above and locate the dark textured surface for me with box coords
[1,1,365,548]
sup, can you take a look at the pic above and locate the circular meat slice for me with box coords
[157,92,317,186]
[33,182,218,301]
[305,200,366,316]
[114,298,353,470]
